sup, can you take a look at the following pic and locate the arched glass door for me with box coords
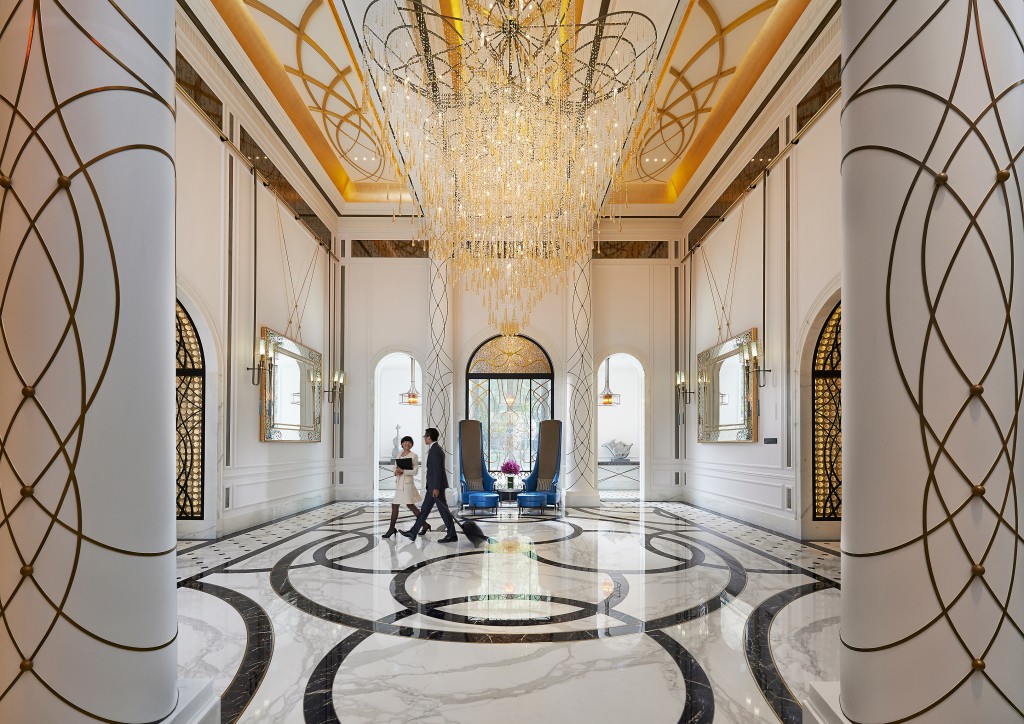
[175,301,205,520]
[466,335,553,474]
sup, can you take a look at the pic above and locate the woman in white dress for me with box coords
[382,436,429,538]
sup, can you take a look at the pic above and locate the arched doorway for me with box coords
[466,335,554,475]
[175,301,205,520]
[596,354,644,502]
[800,297,842,540]
[374,353,424,501]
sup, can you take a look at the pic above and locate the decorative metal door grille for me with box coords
[812,302,842,520]
[176,302,205,520]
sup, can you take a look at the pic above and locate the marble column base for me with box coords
[804,682,850,724]
[159,679,219,724]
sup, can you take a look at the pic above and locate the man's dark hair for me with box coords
[424,428,439,443]
[400,435,414,445]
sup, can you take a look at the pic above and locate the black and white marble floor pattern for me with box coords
[177,502,840,723]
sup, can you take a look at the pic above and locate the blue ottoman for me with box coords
[517,492,548,512]
[468,492,499,513]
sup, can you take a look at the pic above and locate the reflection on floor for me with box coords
[177,502,840,723]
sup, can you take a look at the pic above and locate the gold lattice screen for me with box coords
[812,302,842,520]
[175,302,205,520]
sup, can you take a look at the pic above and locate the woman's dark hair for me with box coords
[400,435,414,445]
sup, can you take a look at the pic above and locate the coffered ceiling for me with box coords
[208,0,810,213]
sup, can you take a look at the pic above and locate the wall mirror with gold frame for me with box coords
[260,327,323,442]
[697,328,758,443]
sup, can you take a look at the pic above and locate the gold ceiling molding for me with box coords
[668,0,811,199]
[211,0,354,199]
[216,0,809,209]
[619,0,781,206]
[238,0,414,203]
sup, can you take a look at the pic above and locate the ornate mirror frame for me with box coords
[696,328,758,443]
[260,327,323,442]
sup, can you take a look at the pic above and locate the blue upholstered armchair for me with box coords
[459,419,496,504]
[521,419,562,508]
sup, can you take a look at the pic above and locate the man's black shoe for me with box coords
[399,529,417,541]
[439,535,458,543]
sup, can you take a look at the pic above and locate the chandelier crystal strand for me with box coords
[364,0,656,334]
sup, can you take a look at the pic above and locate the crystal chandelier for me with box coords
[363,0,656,334]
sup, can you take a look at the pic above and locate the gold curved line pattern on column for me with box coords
[0,1,176,721]
[426,252,454,454]
[565,258,594,491]
[840,1,1022,721]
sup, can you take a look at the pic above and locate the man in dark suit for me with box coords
[400,427,458,543]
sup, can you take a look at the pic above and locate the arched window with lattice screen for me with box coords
[176,301,205,520]
[466,335,554,474]
[812,301,842,520]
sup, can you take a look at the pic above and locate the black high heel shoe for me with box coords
[419,523,431,535]
[381,527,397,538]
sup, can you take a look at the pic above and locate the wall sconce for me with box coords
[248,336,270,386]
[676,370,694,404]
[399,356,420,405]
[325,369,345,404]
[752,341,771,388]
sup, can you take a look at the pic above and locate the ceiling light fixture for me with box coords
[598,358,621,406]
[398,356,420,405]
[363,0,656,336]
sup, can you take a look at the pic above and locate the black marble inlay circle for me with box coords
[180,503,840,724]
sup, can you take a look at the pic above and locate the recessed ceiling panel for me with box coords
[219,0,802,208]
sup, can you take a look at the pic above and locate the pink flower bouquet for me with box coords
[500,459,521,476]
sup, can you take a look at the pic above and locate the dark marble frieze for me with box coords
[351,239,429,258]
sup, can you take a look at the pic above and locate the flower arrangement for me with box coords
[500,459,521,476]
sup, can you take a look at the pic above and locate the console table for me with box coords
[597,460,640,490]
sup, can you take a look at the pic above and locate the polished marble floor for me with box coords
[177,502,840,723]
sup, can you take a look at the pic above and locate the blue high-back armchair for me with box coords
[459,419,496,501]
[522,419,562,507]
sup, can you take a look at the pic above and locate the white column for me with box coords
[0,2,182,722]
[842,2,1024,722]
[425,252,454,473]
[565,257,600,506]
